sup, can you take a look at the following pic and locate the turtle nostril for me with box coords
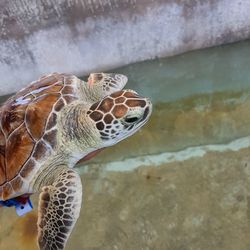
[124,116,139,123]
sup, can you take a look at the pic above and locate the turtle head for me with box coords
[87,89,152,147]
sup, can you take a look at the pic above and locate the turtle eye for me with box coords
[124,116,139,123]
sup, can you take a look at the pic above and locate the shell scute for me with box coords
[0,128,6,185]
[26,94,59,140]
[62,86,74,95]
[0,154,6,185]
[0,186,2,200]
[11,176,23,192]
[20,159,36,179]
[2,182,13,200]
[0,127,5,146]
[43,130,57,149]
[63,95,77,104]
[32,83,63,97]
[1,104,27,135]
[6,123,34,180]
[54,98,65,112]
[47,113,57,130]
[30,74,60,92]
[33,140,49,161]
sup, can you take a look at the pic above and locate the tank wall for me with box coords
[1,0,250,95]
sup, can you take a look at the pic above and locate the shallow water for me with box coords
[1,41,250,250]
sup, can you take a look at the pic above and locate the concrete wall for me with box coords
[1,0,250,95]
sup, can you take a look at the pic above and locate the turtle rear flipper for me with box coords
[37,166,82,250]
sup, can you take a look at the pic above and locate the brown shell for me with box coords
[0,73,78,200]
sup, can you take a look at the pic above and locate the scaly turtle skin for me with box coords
[0,72,152,250]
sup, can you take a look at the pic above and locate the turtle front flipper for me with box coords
[37,167,82,250]
[85,73,128,102]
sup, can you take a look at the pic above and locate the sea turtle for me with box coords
[0,72,152,249]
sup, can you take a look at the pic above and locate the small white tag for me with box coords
[15,200,33,216]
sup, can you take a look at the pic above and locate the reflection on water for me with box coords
[1,41,250,250]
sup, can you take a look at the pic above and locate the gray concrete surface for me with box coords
[1,0,250,95]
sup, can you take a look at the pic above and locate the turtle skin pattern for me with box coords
[0,73,78,200]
